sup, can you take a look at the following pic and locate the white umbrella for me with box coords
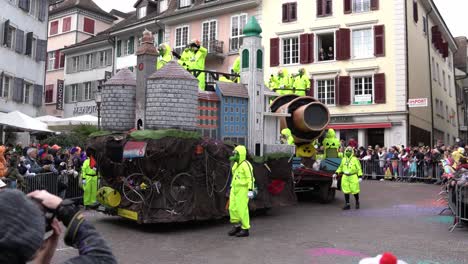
[51,115,98,126]
[0,111,53,133]
[35,115,64,124]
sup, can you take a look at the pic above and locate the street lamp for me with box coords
[95,84,102,130]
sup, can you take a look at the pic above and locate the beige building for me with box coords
[261,0,458,147]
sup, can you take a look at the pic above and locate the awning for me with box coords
[0,111,53,133]
[328,122,392,130]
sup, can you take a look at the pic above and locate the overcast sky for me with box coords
[94,0,467,38]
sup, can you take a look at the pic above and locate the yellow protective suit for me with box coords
[157,44,173,70]
[178,48,193,70]
[335,155,363,195]
[81,158,98,206]
[229,145,254,230]
[187,46,208,90]
[281,128,295,145]
[322,129,341,158]
[293,73,310,96]
[220,57,241,83]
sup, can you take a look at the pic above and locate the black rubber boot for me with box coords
[356,201,360,210]
[228,225,241,236]
[236,229,249,237]
[342,204,351,210]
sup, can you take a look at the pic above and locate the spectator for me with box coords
[3,156,25,189]
[348,138,358,149]
[0,189,117,263]
[24,148,46,174]
[0,146,7,178]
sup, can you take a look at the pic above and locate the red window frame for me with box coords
[45,85,54,103]
[50,21,59,35]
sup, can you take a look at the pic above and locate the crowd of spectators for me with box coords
[0,143,85,196]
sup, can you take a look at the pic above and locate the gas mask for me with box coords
[229,151,240,163]
[345,150,353,157]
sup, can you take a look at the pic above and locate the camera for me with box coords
[30,197,55,232]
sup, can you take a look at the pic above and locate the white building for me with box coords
[0,0,48,117]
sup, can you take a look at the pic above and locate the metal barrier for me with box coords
[449,184,468,232]
[19,172,83,200]
[360,160,442,181]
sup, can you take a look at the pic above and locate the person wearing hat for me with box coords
[228,145,255,237]
[292,68,310,96]
[0,189,116,263]
[156,43,173,70]
[334,146,363,210]
[276,69,293,95]
[186,39,208,90]
[359,252,408,264]
[178,45,194,70]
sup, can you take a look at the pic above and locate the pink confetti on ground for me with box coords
[307,248,369,258]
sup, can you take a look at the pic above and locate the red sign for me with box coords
[138,63,144,71]
[123,141,147,159]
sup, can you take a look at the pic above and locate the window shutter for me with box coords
[344,0,352,14]
[77,84,83,102]
[442,42,449,58]
[60,52,65,68]
[35,39,47,62]
[413,1,418,23]
[106,50,112,66]
[19,0,30,12]
[374,73,386,104]
[14,78,24,103]
[336,28,350,60]
[374,25,385,57]
[15,29,24,54]
[0,72,3,95]
[84,18,95,34]
[3,20,9,46]
[116,40,122,57]
[270,38,280,67]
[54,50,60,69]
[79,55,85,71]
[64,86,70,103]
[129,37,135,54]
[38,0,47,22]
[33,85,43,107]
[25,32,33,55]
[289,2,297,21]
[338,76,351,106]
[308,33,314,63]
[308,79,314,97]
[317,0,323,16]
[282,4,289,22]
[371,0,379,10]
[431,26,438,44]
[300,34,309,64]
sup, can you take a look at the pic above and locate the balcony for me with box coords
[229,37,244,53]
[203,40,225,60]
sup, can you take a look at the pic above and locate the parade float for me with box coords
[89,18,332,224]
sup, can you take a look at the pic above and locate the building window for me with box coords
[423,16,427,35]
[437,63,440,84]
[1,75,10,98]
[138,6,147,19]
[72,56,79,72]
[202,20,217,51]
[50,21,59,35]
[353,0,371,13]
[317,79,335,105]
[160,0,168,12]
[317,32,335,61]
[432,57,436,81]
[24,83,31,104]
[352,28,373,58]
[282,37,299,65]
[435,99,440,117]
[442,70,446,91]
[83,18,95,34]
[47,52,55,71]
[282,2,297,22]
[230,14,247,52]
[31,38,37,59]
[175,26,189,52]
[71,84,78,102]
[45,85,53,103]
[62,17,71,32]
[85,54,93,69]
[29,0,37,17]
[448,75,452,97]
[353,76,373,105]
[178,0,192,8]
[99,51,108,66]
[5,26,16,49]
[317,0,332,17]
[446,105,449,123]
[84,82,91,100]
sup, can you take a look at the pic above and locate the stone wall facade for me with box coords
[145,79,198,130]
[102,85,136,131]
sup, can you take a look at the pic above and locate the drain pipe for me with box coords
[426,7,435,145]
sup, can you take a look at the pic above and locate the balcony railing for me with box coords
[229,37,244,53]
[202,39,224,55]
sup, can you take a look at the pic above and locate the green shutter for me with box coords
[129,37,135,54]
[242,49,249,69]
[256,49,263,69]
[116,40,121,57]
[158,29,163,45]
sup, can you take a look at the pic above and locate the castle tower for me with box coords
[135,30,158,129]
[240,17,265,156]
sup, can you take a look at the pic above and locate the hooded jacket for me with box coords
[231,146,254,190]
[157,44,173,70]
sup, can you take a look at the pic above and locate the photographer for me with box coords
[0,189,116,264]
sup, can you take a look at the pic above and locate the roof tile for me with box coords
[216,82,249,99]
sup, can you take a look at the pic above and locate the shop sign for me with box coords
[460,126,468,132]
[73,105,97,115]
[408,98,428,108]
[354,95,372,105]
[330,116,354,123]
[56,80,64,110]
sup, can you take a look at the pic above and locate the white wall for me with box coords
[115,55,137,70]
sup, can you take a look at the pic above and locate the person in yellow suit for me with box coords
[452,147,466,169]
[228,145,255,237]
[281,128,295,145]
[276,69,293,95]
[220,57,241,83]
[322,129,341,158]
[292,68,310,96]
[156,43,173,70]
[334,147,363,210]
[187,39,208,90]
[178,47,193,70]
[81,147,99,209]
